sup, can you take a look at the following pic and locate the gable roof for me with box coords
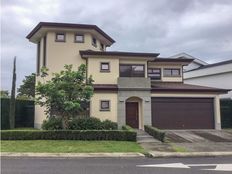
[170,52,208,66]
[26,22,115,44]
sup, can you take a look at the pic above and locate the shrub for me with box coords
[122,125,134,131]
[68,117,102,130]
[144,125,166,142]
[101,120,118,130]
[41,117,62,130]
[1,130,136,141]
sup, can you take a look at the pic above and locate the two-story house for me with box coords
[27,22,228,130]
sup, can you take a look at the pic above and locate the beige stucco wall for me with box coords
[90,92,118,122]
[88,58,119,84]
[148,64,183,82]
[151,92,221,130]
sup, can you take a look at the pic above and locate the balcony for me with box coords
[117,77,151,90]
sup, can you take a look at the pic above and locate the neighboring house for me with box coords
[27,22,228,130]
[170,53,208,72]
[171,53,232,99]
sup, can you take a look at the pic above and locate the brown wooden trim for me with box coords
[55,32,66,42]
[43,35,47,67]
[36,41,41,75]
[80,50,159,58]
[74,33,84,43]
[151,58,194,63]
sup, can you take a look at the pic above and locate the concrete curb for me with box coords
[1,152,145,158]
[149,151,232,158]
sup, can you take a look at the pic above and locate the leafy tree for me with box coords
[0,90,9,98]
[36,64,94,129]
[17,73,35,100]
[9,57,16,129]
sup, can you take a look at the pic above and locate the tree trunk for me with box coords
[9,57,16,129]
[62,115,69,129]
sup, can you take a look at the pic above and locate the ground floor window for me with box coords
[100,100,110,111]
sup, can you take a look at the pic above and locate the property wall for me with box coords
[184,72,232,99]
[88,58,119,84]
[151,92,221,130]
[148,64,183,82]
[90,92,118,122]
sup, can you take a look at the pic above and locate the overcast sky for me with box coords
[1,0,232,91]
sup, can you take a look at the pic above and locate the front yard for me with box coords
[1,140,145,153]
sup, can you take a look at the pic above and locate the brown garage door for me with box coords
[152,97,214,129]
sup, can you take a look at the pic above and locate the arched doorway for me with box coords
[125,97,143,129]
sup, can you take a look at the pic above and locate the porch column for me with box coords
[214,95,221,130]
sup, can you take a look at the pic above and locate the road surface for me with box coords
[2,156,232,174]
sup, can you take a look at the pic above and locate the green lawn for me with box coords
[1,140,145,153]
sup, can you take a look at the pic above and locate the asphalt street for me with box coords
[1,156,232,174]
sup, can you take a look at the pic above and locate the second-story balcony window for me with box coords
[120,64,145,77]
[163,68,181,77]
[92,37,97,47]
[148,68,161,80]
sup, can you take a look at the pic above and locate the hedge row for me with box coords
[144,125,166,142]
[1,130,136,141]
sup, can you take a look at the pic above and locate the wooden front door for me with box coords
[126,102,139,128]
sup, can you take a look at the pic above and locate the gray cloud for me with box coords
[1,0,232,91]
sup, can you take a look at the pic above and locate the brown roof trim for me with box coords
[26,22,115,43]
[93,84,118,91]
[151,82,230,94]
[151,58,194,63]
[80,50,159,58]
[151,88,229,93]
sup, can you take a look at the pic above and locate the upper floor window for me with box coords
[55,33,65,42]
[120,64,145,77]
[100,43,104,51]
[92,37,97,47]
[75,34,84,43]
[100,62,110,72]
[148,68,161,80]
[163,68,181,77]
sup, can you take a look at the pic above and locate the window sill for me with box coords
[163,75,181,77]
[55,40,65,42]
[74,41,84,43]
[100,109,110,112]
[100,70,110,73]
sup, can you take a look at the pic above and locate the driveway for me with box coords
[165,129,232,152]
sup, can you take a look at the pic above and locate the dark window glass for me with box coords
[55,33,65,42]
[148,68,161,80]
[36,41,41,75]
[92,37,97,47]
[119,64,145,77]
[163,68,181,77]
[75,34,84,43]
[100,62,110,71]
[100,43,104,50]
[100,100,110,110]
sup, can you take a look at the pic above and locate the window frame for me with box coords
[55,33,66,42]
[163,68,181,77]
[100,100,110,111]
[74,34,84,43]
[100,62,110,72]
[148,68,161,80]
[119,64,145,77]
